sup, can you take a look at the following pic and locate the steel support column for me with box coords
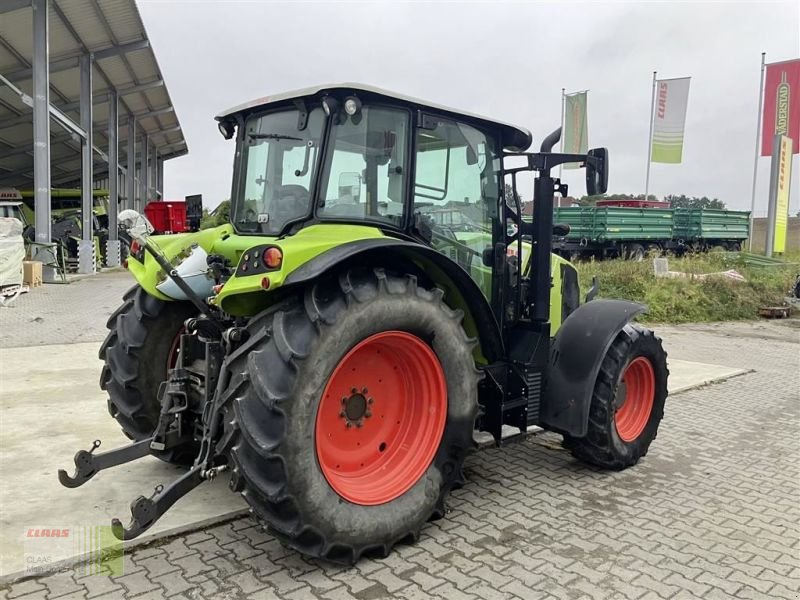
[106,90,120,267]
[152,146,158,199]
[142,134,150,208]
[127,116,135,211]
[157,157,164,199]
[32,0,54,280]
[78,53,95,273]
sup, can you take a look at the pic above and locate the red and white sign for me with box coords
[761,58,800,156]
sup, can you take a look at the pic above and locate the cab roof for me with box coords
[215,82,533,151]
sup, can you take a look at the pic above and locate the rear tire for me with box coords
[100,286,198,465]
[223,268,480,563]
[563,324,668,470]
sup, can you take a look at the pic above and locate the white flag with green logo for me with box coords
[651,77,691,164]
[563,92,588,169]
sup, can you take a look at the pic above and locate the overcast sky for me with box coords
[138,0,800,215]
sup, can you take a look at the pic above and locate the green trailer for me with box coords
[673,209,749,249]
[552,206,750,260]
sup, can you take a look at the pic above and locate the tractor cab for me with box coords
[213,84,590,328]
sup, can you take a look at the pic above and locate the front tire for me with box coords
[224,268,480,563]
[563,323,668,470]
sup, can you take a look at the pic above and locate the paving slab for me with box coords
[667,358,748,393]
[0,336,749,579]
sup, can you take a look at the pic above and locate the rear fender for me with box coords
[540,299,646,436]
[283,238,504,363]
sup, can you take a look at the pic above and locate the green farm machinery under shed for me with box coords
[552,204,750,260]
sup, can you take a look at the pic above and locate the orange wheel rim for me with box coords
[315,331,447,505]
[166,327,185,370]
[614,356,655,442]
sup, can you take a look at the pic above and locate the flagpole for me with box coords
[644,71,657,200]
[558,87,565,179]
[748,52,766,252]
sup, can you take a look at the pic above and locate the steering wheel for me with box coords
[431,229,482,270]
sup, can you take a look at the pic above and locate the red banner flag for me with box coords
[761,58,800,156]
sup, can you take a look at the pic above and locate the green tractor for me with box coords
[59,84,668,563]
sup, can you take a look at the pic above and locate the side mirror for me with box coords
[586,147,609,196]
[553,223,571,237]
[338,172,362,203]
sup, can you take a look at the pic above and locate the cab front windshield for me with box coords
[233,108,324,234]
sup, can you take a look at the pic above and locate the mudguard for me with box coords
[540,299,646,437]
[284,238,505,362]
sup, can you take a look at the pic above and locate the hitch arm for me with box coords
[57,439,152,488]
[111,466,205,540]
[58,430,192,489]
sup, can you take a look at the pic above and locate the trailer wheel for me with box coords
[223,268,479,563]
[627,244,646,261]
[100,286,198,465]
[646,243,661,256]
[563,323,668,470]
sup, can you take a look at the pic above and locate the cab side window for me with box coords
[413,117,501,297]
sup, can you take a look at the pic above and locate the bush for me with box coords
[573,253,796,323]
[200,200,230,229]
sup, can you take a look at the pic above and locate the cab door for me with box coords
[411,115,503,308]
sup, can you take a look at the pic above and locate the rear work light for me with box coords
[263,247,282,269]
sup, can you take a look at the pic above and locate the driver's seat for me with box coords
[274,185,310,222]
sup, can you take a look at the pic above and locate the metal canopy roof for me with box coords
[0,0,188,189]
[217,82,534,152]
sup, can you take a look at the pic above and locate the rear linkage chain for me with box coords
[57,318,248,541]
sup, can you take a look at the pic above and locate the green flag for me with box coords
[563,92,588,169]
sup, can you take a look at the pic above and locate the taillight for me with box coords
[130,240,141,254]
[263,247,282,269]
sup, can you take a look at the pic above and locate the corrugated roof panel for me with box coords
[94,54,131,95]
[47,5,80,57]
[0,122,32,144]
[48,70,80,98]
[56,0,109,50]
[1,10,34,66]
[145,87,169,107]
[0,43,20,73]
[100,0,141,43]
[122,92,148,114]
[124,48,157,83]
